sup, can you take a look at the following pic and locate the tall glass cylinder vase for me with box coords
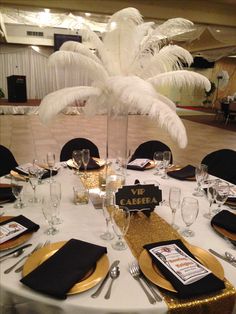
[106,108,128,201]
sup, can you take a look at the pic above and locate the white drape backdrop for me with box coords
[0,44,92,100]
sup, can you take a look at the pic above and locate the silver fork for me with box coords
[130,262,162,302]
[129,262,156,304]
[4,243,43,274]
[15,240,51,273]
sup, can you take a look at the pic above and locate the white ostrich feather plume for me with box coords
[39,7,210,149]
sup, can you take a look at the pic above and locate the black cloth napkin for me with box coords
[211,210,236,233]
[167,165,196,180]
[0,215,40,236]
[144,239,225,298]
[0,184,16,202]
[20,239,107,299]
[80,158,100,170]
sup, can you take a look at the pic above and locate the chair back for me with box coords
[131,140,173,163]
[0,145,18,176]
[60,138,100,161]
[201,149,236,184]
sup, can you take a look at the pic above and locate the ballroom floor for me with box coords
[0,111,235,166]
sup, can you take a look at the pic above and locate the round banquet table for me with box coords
[0,165,236,314]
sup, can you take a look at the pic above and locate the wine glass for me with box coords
[41,196,59,235]
[28,166,40,203]
[181,197,199,237]
[33,159,46,184]
[46,152,55,183]
[50,181,62,224]
[193,164,208,197]
[11,176,24,208]
[111,206,130,250]
[153,152,163,176]
[161,151,171,179]
[100,195,114,241]
[72,150,83,175]
[213,180,230,214]
[203,182,216,219]
[82,149,90,178]
[169,186,181,230]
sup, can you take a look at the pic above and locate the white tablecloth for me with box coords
[0,166,236,314]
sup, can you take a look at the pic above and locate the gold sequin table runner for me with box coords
[82,170,236,314]
[125,212,236,314]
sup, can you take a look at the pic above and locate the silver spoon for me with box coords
[225,252,236,263]
[0,248,24,263]
[104,266,120,299]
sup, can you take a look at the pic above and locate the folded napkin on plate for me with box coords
[211,210,236,233]
[0,184,16,202]
[21,238,107,299]
[144,239,225,298]
[0,215,40,234]
[167,165,195,180]
[14,167,58,180]
[80,158,100,170]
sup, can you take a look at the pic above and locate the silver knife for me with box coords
[0,243,32,260]
[208,249,236,268]
[91,260,120,298]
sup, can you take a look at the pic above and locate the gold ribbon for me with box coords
[83,170,236,313]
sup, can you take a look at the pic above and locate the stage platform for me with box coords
[0,99,82,115]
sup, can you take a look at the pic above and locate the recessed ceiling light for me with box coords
[216,29,221,32]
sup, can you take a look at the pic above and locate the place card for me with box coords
[0,221,27,244]
[127,158,151,169]
[149,243,211,285]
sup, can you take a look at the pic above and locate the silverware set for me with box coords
[208,249,236,268]
[91,260,120,299]
[129,261,162,304]
[4,240,50,274]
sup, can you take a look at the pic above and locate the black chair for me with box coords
[0,145,18,177]
[130,140,173,163]
[60,138,100,161]
[201,149,236,184]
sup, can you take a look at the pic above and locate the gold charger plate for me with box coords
[67,158,106,170]
[139,243,224,293]
[212,223,236,242]
[0,216,33,251]
[22,241,109,295]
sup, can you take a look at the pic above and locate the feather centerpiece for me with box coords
[39,7,210,149]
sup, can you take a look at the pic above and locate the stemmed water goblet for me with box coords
[153,151,163,176]
[169,186,181,230]
[41,196,59,235]
[193,164,208,197]
[203,182,216,219]
[100,194,114,241]
[11,176,24,208]
[111,206,130,250]
[161,151,171,179]
[46,152,55,183]
[50,181,62,224]
[72,150,83,175]
[82,149,90,178]
[181,197,199,237]
[213,180,230,214]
